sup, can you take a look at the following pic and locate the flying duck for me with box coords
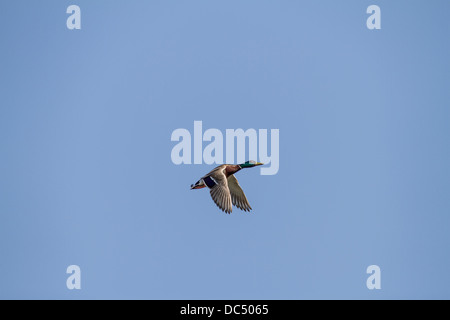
[190,160,263,214]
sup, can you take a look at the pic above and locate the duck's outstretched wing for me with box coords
[207,167,233,214]
[227,174,252,212]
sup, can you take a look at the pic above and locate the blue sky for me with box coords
[1,1,449,299]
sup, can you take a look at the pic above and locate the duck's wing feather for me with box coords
[227,174,252,212]
[207,167,233,214]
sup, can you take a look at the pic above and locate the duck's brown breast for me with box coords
[225,165,241,177]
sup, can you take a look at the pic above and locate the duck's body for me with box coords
[191,161,263,214]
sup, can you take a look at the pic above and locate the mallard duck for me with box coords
[190,160,264,214]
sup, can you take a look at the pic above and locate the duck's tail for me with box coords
[190,179,206,190]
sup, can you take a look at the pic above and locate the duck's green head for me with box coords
[239,160,264,168]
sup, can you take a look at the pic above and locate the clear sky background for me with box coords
[1,1,449,299]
